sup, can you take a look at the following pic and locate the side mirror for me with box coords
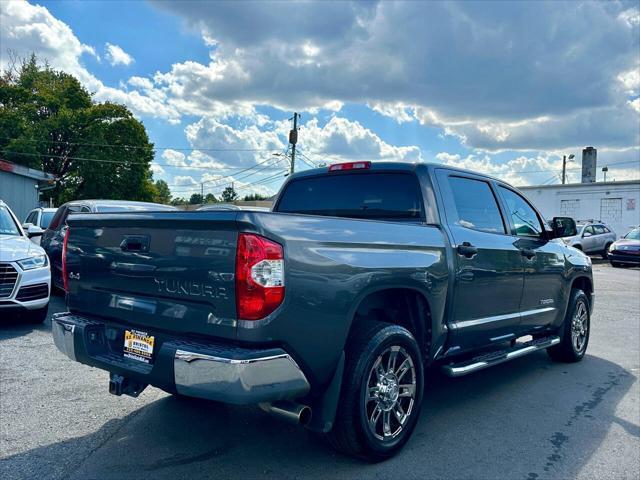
[27,225,44,238]
[550,217,577,239]
[583,231,592,238]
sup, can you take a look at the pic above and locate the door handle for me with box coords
[520,248,536,259]
[120,235,150,253]
[457,242,478,258]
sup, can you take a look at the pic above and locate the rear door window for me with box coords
[276,172,424,222]
[40,211,55,229]
[593,225,606,235]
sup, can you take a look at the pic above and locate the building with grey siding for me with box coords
[0,159,55,221]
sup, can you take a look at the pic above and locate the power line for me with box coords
[0,136,282,153]
[167,156,280,189]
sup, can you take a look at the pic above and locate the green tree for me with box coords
[0,55,156,204]
[189,193,203,204]
[221,186,238,203]
[204,193,218,204]
[243,193,269,201]
[153,179,172,204]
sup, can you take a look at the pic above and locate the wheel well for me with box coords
[572,276,593,300]
[573,244,583,251]
[350,289,432,354]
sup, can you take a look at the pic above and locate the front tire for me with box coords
[547,289,590,363]
[326,322,424,462]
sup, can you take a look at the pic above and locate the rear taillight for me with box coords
[328,161,371,172]
[236,233,285,320]
[61,228,70,292]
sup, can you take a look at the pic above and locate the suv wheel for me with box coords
[602,243,613,259]
[547,289,590,362]
[326,322,424,462]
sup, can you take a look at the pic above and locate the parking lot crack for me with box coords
[59,407,146,480]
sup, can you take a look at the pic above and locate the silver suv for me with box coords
[562,221,617,258]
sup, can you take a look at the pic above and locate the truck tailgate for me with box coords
[65,211,239,340]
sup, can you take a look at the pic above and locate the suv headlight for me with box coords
[17,255,48,270]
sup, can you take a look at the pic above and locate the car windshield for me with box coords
[41,211,56,229]
[0,206,21,236]
[625,228,640,240]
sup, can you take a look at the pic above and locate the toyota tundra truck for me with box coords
[52,162,593,461]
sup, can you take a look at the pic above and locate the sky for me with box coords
[1,0,639,199]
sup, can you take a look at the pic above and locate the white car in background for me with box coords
[22,207,57,245]
[0,200,51,323]
[561,221,617,258]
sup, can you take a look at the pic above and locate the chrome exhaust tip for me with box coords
[260,400,312,426]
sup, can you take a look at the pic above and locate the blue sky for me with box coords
[2,0,639,198]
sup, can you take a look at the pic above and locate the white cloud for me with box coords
[161,149,187,166]
[298,116,422,163]
[105,42,134,66]
[150,163,165,176]
[0,0,180,123]
[142,0,639,152]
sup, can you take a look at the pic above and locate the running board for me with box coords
[442,336,560,377]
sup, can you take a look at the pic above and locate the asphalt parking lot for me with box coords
[1,262,638,480]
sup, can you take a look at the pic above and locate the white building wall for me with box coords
[520,181,640,236]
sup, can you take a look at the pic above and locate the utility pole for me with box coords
[561,153,575,185]
[289,112,299,174]
[602,166,608,182]
[200,182,204,199]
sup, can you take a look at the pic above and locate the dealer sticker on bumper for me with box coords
[123,329,155,364]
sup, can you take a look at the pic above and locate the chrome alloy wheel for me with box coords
[571,299,589,353]
[365,345,417,441]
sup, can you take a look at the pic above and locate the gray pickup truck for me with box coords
[52,162,593,461]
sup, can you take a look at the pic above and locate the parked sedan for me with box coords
[22,207,57,245]
[609,228,640,267]
[41,200,176,291]
[0,200,51,323]
[562,221,617,258]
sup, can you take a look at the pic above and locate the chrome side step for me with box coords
[442,336,560,377]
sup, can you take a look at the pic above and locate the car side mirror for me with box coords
[583,231,592,238]
[27,225,44,238]
[550,217,577,239]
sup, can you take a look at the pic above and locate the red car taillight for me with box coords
[236,233,285,320]
[61,228,70,292]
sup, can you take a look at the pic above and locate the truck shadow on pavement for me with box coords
[1,353,635,480]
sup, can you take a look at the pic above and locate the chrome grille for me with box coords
[0,263,19,298]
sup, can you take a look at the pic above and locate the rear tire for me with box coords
[325,321,424,462]
[602,243,612,259]
[547,289,589,363]
[24,305,48,324]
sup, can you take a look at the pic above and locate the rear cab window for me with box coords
[275,172,425,222]
[445,176,505,234]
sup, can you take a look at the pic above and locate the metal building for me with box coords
[0,159,55,221]
[520,180,640,236]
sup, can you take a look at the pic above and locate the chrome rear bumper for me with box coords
[52,312,310,404]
